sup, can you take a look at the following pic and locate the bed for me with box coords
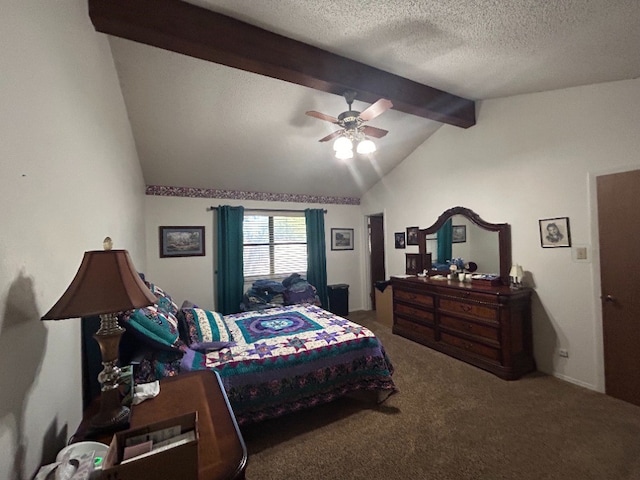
[118,282,397,426]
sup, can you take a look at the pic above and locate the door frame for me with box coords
[588,163,639,393]
[361,210,387,311]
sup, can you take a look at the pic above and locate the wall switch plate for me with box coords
[572,245,591,263]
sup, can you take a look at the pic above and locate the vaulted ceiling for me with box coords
[89,0,640,200]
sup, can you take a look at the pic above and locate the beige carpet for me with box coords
[240,311,640,480]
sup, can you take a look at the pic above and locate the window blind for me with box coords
[243,214,307,279]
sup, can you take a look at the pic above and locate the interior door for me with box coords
[597,169,640,406]
[368,215,385,309]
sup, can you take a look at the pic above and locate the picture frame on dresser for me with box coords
[405,253,422,275]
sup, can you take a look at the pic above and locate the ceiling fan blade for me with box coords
[306,111,339,124]
[359,98,393,122]
[319,130,344,142]
[362,125,389,138]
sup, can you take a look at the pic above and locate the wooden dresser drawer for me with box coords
[439,315,499,342]
[440,332,501,362]
[394,289,434,308]
[439,298,498,322]
[394,302,434,324]
[394,316,436,341]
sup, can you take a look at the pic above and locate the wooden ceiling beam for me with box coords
[88,0,475,128]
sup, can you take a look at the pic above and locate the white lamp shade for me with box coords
[356,138,376,154]
[509,264,524,281]
[335,148,354,160]
[333,136,353,152]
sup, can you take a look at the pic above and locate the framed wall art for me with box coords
[394,232,406,249]
[331,228,354,250]
[406,226,419,245]
[159,226,205,257]
[452,225,466,243]
[539,217,571,248]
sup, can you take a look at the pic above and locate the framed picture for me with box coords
[452,225,466,243]
[539,217,571,248]
[394,232,406,249]
[405,253,423,275]
[406,226,419,246]
[331,228,354,250]
[159,226,205,257]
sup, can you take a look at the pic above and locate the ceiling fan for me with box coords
[306,91,393,158]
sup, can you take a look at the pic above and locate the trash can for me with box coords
[374,281,393,328]
[327,284,349,317]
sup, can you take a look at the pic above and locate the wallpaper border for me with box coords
[145,185,360,205]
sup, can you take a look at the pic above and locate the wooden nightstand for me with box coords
[74,370,247,480]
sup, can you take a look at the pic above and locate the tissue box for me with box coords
[101,412,198,480]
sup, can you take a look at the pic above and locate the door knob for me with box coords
[603,294,615,302]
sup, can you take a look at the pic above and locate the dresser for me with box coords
[391,276,535,380]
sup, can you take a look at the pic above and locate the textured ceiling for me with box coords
[107,0,640,199]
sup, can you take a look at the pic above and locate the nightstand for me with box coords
[73,370,247,480]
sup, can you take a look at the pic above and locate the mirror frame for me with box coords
[417,206,512,286]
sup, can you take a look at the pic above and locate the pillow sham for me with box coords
[121,305,185,353]
[180,308,233,346]
[144,281,179,317]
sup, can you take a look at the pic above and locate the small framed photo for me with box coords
[406,226,419,245]
[452,225,466,243]
[394,232,406,249]
[331,228,354,250]
[159,226,205,257]
[539,217,571,248]
[405,253,423,275]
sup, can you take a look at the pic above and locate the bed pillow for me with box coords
[143,281,179,317]
[180,307,233,347]
[121,305,185,353]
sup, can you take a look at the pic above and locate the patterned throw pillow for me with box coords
[144,281,179,317]
[121,305,185,353]
[180,308,233,347]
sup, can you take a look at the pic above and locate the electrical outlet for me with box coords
[559,349,569,358]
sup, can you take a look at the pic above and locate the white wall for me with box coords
[144,196,365,312]
[362,78,640,391]
[0,2,147,478]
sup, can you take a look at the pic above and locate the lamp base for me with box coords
[89,387,130,433]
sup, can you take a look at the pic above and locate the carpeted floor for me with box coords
[240,311,640,480]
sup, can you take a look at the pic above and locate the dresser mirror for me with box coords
[417,206,512,285]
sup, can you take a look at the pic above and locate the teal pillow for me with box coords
[144,282,179,317]
[180,308,232,346]
[122,305,185,352]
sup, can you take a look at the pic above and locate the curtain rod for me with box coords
[207,206,327,213]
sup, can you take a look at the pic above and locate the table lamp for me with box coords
[509,264,525,289]
[41,237,156,432]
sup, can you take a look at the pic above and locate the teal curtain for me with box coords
[216,205,244,314]
[437,218,453,263]
[305,209,328,309]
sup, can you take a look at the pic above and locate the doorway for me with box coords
[368,214,385,310]
[596,168,640,406]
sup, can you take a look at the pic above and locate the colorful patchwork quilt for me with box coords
[134,304,397,425]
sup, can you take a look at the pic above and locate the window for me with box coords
[243,213,307,280]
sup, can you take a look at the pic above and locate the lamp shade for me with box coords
[509,264,524,281]
[41,249,156,320]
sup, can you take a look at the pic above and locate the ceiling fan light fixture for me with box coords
[333,136,353,152]
[356,138,376,154]
[335,148,354,160]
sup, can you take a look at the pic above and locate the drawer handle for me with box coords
[464,342,472,349]
[460,304,472,312]
[466,324,474,330]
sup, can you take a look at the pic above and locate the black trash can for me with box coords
[327,284,349,317]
